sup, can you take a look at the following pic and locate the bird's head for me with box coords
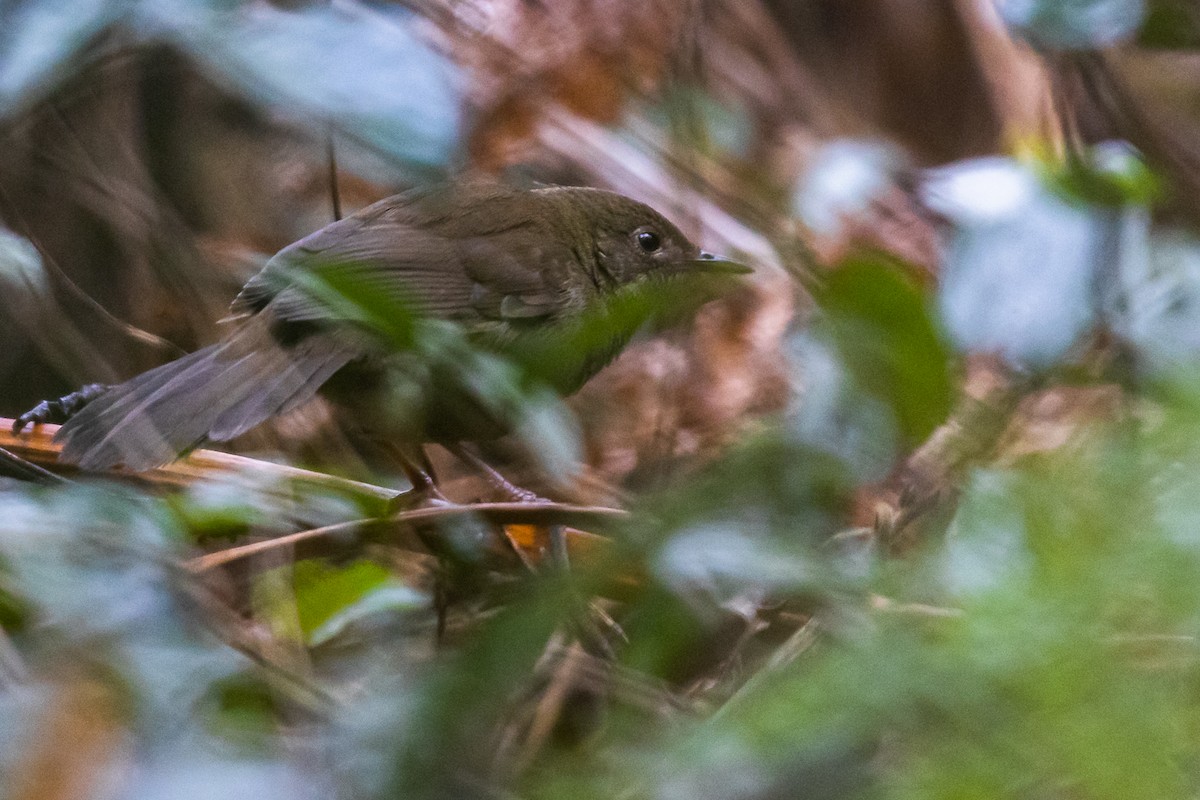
[539,187,751,289]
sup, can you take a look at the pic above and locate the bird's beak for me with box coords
[686,251,754,275]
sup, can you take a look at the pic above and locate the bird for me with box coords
[13,180,749,489]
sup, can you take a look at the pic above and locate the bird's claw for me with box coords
[13,401,56,434]
[12,384,109,434]
[503,485,545,503]
[387,484,454,514]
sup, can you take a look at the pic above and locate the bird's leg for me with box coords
[542,523,623,660]
[440,447,625,655]
[12,383,110,433]
[444,443,575,578]
[445,442,546,503]
[417,445,437,482]
[379,444,456,643]
[459,449,627,655]
[443,445,611,645]
[385,443,451,510]
[442,443,573,573]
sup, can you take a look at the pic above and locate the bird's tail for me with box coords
[56,324,355,471]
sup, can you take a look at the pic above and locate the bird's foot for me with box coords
[12,384,109,434]
[387,482,453,513]
[446,443,549,503]
[495,481,545,504]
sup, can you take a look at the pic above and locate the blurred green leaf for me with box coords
[793,139,904,237]
[999,0,1147,49]
[124,738,321,800]
[1115,230,1200,374]
[292,559,425,646]
[148,2,462,169]
[1137,0,1200,46]
[287,255,744,483]
[784,331,901,481]
[0,486,183,639]
[816,256,953,445]
[202,673,283,752]
[544,405,1200,800]
[926,156,1118,369]
[294,559,388,638]
[169,482,264,542]
[385,584,565,799]
[1044,141,1163,207]
[0,484,253,779]
[609,432,859,683]
[506,270,748,419]
[0,0,129,117]
[0,227,48,295]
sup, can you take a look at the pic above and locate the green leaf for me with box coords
[152,2,462,169]
[926,156,1125,370]
[292,559,423,645]
[1042,142,1163,207]
[0,0,128,117]
[816,256,953,444]
[999,0,1147,50]
[1137,0,1200,47]
[509,272,742,393]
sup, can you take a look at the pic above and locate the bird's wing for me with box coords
[457,229,581,321]
[231,186,584,327]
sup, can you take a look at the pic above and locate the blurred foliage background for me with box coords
[6,1,1200,798]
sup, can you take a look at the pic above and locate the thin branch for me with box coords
[186,502,621,572]
[873,361,1032,552]
[326,127,342,221]
[0,446,68,485]
[1,418,625,571]
[512,641,587,774]
[0,418,396,499]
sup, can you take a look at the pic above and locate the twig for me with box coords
[873,363,1032,552]
[0,625,29,687]
[325,127,342,221]
[0,418,396,500]
[711,617,821,721]
[186,502,621,572]
[514,641,588,774]
[540,639,694,715]
[0,446,67,485]
[3,417,626,567]
[868,594,964,618]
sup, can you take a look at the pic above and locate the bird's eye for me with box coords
[636,230,662,253]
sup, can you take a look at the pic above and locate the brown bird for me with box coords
[14,181,748,488]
